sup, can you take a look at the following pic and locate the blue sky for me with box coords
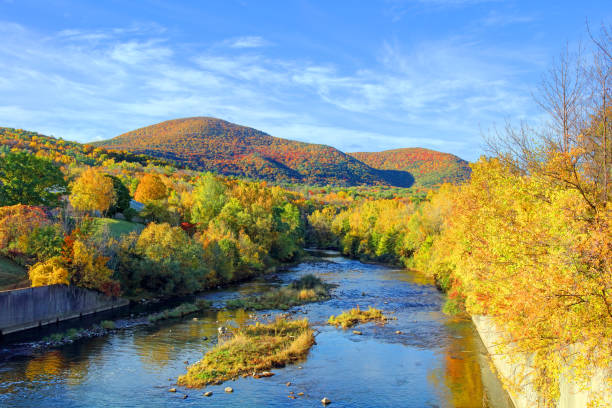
[0,0,610,161]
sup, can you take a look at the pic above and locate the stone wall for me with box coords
[472,315,611,408]
[0,284,129,335]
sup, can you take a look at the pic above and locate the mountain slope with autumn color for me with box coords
[93,117,412,186]
[349,148,471,187]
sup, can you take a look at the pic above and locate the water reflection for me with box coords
[0,256,513,408]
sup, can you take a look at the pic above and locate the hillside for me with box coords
[1,121,470,188]
[349,148,471,187]
[92,117,411,186]
[0,127,180,169]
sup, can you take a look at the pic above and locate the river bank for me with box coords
[472,315,612,408]
[0,252,514,407]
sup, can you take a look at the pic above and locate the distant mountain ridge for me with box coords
[349,148,471,187]
[45,116,470,188]
[93,117,409,186]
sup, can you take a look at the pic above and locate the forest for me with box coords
[92,116,470,188]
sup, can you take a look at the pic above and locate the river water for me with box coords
[0,252,514,407]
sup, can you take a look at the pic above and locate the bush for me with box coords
[100,320,116,330]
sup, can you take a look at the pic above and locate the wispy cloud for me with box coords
[0,21,542,160]
[384,0,501,22]
[226,36,271,48]
[481,10,536,26]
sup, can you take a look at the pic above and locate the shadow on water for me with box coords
[0,254,514,408]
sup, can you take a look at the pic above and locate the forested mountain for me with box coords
[93,117,396,186]
[349,148,471,187]
[1,120,471,188]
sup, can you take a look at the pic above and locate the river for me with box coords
[0,251,514,407]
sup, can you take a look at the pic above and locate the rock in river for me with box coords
[204,391,213,397]
[322,397,331,405]
[225,387,233,393]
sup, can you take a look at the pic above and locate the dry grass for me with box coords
[328,306,387,328]
[225,274,332,310]
[177,318,314,388]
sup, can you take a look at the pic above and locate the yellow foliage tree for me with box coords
[71,240,114,291]
[69,168,116,214]
[28,256,69,286]
[134,174,167,203]
[427,158,611,403]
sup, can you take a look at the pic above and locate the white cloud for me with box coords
[226,36,271,48]
[0,22,543,161]
[110,41,173,64]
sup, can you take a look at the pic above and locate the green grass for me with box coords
[148,299,213,323]
[0,256,28,290]
[90,218,144,239]
[178,318,314,388]
[328,306,387,328]
[43,327,86,343]
[225,274,332,311]
[100,320,116,330]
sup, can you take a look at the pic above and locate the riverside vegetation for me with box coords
[148,300,213,323]
[177,318,314,387]
[328,306,388,329]
[225,275,333,310]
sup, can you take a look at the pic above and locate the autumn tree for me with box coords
[29,256,69,286]
[0,205,50,256]
[134,174,167,203]
[190,172,227,227]
[0,151,67,207]
[487,24,611,210]
[116,222,208,296]
[426,158,611,403]
[46,228,121,296]
[69,168,116,214]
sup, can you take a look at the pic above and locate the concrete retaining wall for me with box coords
[0,284,129,335]
[472,315,611,408]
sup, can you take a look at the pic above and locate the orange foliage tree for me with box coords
[134,174,167,202]
[0,205,50,250]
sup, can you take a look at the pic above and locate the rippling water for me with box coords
[0,253,514,407]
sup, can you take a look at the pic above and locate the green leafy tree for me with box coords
[16,225,64,262]
[191,173,227,227]
[0,152,67,207]
[105,175,131,216]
